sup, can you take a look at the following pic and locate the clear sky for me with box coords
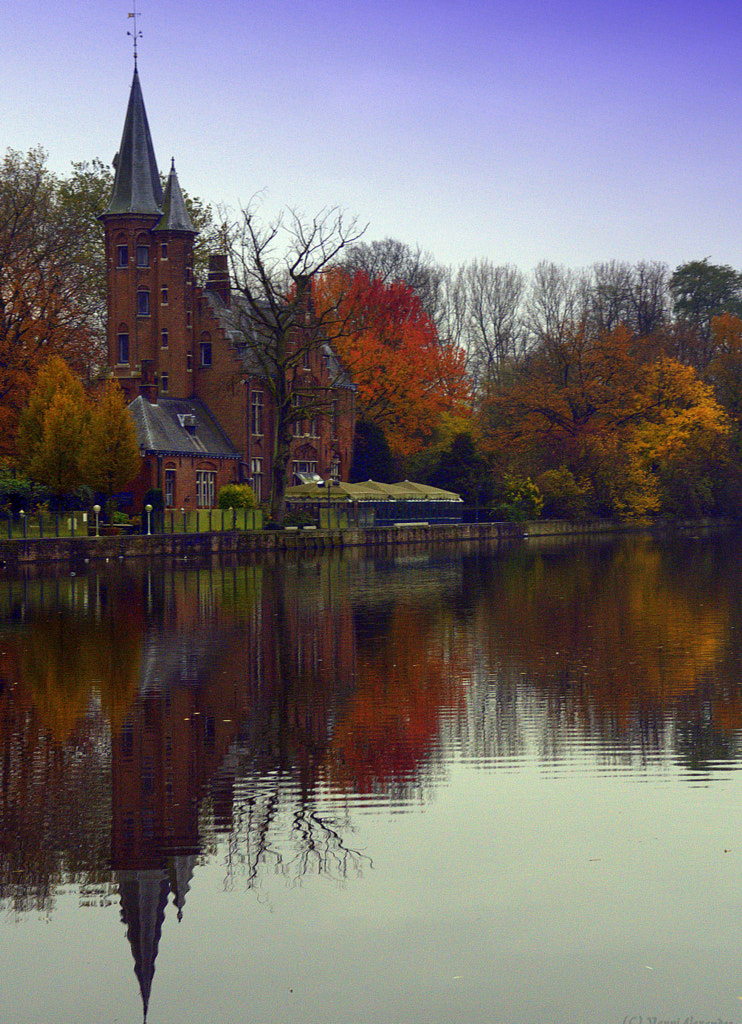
[4,0,742,273]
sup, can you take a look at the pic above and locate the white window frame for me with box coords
[196,470,216,508]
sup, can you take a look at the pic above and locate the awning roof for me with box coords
[286,479,463,502]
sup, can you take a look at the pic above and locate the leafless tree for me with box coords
[582,260,670,339]
[456,260,526,398]
[340,237,446,328]
[524,261,586,350]
[225,203,365,523]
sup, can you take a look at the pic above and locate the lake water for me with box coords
[1,534,742,1024]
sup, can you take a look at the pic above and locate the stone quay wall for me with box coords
[0,517,733,574]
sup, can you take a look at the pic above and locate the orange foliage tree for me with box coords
[0,149,95,459]
[484,324,731,516]
[709,313,742,431]
[317,268,471,459]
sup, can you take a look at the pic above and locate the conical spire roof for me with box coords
[155,160,196,234]
[103,67,164,217]
[118,868,170,1023]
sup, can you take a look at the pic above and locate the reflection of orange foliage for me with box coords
[14,605,143,743]
[480,540,730,738]
[325,604,467,793]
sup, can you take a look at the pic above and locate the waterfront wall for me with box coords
[0,517,733,573]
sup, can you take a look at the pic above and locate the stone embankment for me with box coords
[0,517,732,573]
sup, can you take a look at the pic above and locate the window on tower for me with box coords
[137,289,150,316]
[161,285,168,305]
[161,328,168,348]
[136,245,150,268]
[161,242,168,260]
[117,245,129,268]
[160,372,169,392]
[117,332,130,364]
[200,340,212,367]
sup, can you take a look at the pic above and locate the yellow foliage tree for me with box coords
[17,355,88,499]
[79,379,140,516]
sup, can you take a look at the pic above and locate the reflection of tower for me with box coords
[117,854,197,1021]
[111,623,247,1021]
[118,868,170,1023]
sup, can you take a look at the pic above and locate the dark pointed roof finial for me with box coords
[128,1,142,66]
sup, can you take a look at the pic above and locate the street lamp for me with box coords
[93,504,101,538]
[145,503,153,536]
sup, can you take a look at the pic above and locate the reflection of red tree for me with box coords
[325,604,467,794]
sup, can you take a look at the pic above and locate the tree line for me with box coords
[330,242,742,520]
[4,144,742,521]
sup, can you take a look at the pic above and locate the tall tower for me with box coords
[100,67,196,402]
[151,160,197,399]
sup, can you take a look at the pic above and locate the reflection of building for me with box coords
[101,63,355,512]
[109,564,358,1019]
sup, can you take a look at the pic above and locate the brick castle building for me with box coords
[101,65,355,512]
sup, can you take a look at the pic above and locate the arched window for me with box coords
[164,465,176,507]
[137,288,150,316]
[117,324,130,364]
[136,233,150,269]
[115,232,128,268]
[200,333,212,367]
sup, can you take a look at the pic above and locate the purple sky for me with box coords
[5,0,742,272]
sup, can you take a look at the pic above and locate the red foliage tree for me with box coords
[318,269,470,459]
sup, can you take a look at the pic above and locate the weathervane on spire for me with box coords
[127,1,142,65]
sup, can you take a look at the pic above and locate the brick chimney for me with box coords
[295,273,314,320]
[206,253,231,306]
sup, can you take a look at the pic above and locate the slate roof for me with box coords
[103,67,164,218]
[202,290,355,389]
[154,160,196,234]
[128,395,239,459]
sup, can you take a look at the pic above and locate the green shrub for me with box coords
[284,509,316,528]
[217,483,257,510]
[496,475,544,521]
[0,470,48,514]
[537,467,590,520]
